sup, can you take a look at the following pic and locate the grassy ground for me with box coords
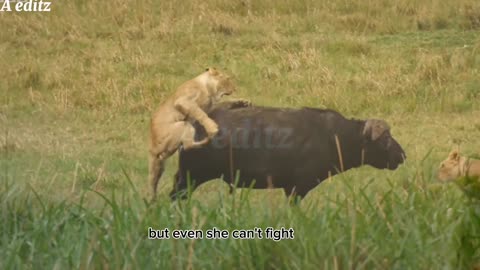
[1,0,480,269]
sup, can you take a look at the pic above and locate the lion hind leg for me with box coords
[148,152,166,201]
[149,128,181,201]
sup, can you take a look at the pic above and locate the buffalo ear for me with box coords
[448,149,460,161]
[363,119,390,141]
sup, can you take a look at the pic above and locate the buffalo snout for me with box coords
[387,138,406,169]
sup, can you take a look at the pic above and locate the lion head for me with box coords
[206,67,237,98]
[437,150,465,182]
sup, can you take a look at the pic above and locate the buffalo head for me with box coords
[362,119,406,170]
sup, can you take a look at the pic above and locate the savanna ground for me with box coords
[1,0,480,269]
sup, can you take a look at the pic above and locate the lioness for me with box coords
[437,150,480,182]
[149,68,248,200]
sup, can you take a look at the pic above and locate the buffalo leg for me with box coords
[169,170,200,201]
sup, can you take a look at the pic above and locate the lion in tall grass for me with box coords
[149,68,248,200]
[438,150,480,182]
[437,150,480,200]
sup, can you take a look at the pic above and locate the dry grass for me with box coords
[1,0,479,114]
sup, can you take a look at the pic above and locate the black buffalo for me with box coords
[170,105,406,201]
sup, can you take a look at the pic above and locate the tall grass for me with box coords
[1,166,479,269]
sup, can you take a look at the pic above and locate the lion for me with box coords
[149,68,249,200]
[437,150,480,182]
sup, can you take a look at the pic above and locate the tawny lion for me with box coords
[149,68,248,200]
[437,150,480,182]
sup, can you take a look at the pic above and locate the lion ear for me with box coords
[448,150,460,161]
[206,67,218,76]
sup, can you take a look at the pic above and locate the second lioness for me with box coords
[437,150,480,182]
[149,68,247,200]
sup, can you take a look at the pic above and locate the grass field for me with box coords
[1,0,480,269]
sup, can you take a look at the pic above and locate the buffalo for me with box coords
[170,105,406,201]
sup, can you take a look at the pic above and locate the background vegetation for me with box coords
[1,0,480,268]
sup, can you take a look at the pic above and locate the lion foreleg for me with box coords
[174,97,219,139]
[211,99,252,111]
[225,98,252,109]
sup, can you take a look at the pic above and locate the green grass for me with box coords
[1,0,480,269]
[454,176,480,201]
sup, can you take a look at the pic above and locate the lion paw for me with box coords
[204,120,219,138]
[233,99,252,108]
